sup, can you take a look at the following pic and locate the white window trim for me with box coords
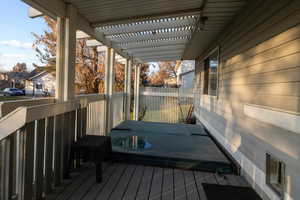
[203,46,220,99]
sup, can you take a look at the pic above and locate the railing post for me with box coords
[133,64,140,121]
[63,4,77,102]
[124,59,132,120]
[104,47,115,134]
[55,17,65,102]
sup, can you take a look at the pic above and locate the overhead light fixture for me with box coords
[196,16,208,32]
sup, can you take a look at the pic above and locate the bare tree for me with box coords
[12,62,27,72]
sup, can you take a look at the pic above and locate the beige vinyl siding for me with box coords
[194,0,300,199]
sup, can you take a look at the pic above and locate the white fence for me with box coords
[139,87,194,123]
[86,92,125,135]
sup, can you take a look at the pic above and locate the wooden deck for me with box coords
[47,162,250,200]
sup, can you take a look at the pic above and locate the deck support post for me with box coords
[133,64,140,121]
[55,17,66,102]
[63,5,77,101]
[55,4,76,102]
[124,59,132,120]
[104,47,115,134]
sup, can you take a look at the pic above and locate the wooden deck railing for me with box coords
[0,94,105,200]
[0,97,55,118]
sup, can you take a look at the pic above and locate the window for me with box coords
[36,83,42,89]
[203,49,219,96]
[266,153,285,197]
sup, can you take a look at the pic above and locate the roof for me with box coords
[179,69,195,77]
[28,71,49,80]
[6,72,30,80]
[67,0,246,62]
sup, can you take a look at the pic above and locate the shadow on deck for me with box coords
[47,162,250,200]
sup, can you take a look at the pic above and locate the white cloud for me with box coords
[0,40,33,49]
[1,53,27,59]
[0,53,35,71]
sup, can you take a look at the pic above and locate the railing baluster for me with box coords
[44,117,54,194]
[22,122,35,200]
[62,112,71,179]
[16,130,25,200]
[34,119,46,199]
[9,134,17,199]
[0,138,10,200]
[69,111,76,169]
[53,115,63,186]
[76,108,82,139]
[81,107,87,137]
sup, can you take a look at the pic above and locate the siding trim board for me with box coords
[244,104,300,134]
[194,112,292,200]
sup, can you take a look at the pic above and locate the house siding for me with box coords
[194,0,300,199]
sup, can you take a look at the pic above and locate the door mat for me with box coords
[202,184,263,200]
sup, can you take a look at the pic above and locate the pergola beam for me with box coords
[23,0,134,62]
[118,37,188,48]
[91,7,201,27]
[128,45,185,54]
[103,24,194,36]
[134,50,183,58]
[22,0,65,18]
[141,56,181,62]
[108,30,191,43]
[122,41,187,50]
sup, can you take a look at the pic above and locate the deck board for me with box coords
[149,167,163,200]
[46,163,254,200]
[123,165,145,200]
[162,168,174,200]
[136,166,154,200]
[183,170,199,200]
[81,164,117,200]
[109,165,136,200]
[51,168,94,200]
[194,171,209,200]
[95,164,127,200]
[174,169,187,200]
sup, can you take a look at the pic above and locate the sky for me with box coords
[0,0,47,72]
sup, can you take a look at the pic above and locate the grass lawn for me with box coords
[0,96,30,102]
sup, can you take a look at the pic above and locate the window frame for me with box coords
[202,46,220,98]
[266,153,286,198]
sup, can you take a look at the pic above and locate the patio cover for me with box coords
[25,0,246,62]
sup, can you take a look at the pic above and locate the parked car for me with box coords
[2,88,25,96]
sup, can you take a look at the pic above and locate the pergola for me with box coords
[24,0,246,136]
[25,0,245,126]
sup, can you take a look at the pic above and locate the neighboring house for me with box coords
[177,60,195,88]
[163,77,177,87]
[6,71,30,88]
[178,70,195,89]
[25,71,56,96]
